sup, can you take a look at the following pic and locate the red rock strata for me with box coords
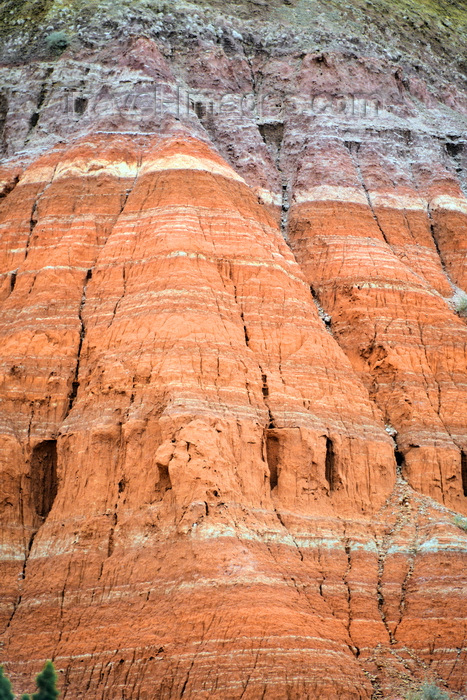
[0,8,467,696]
[0,129,466,699]
[288,136,467,514]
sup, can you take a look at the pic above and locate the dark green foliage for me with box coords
[31,662,59,700]
[0,667,14,700]
[0,662,59,700]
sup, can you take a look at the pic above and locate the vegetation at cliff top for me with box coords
[1,0,466,73]
[0,663,59,700]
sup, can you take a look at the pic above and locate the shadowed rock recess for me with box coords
[0,0,467,698]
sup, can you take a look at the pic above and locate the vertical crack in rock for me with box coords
[66,268,92,416]
[375,530,396,645]
[102,450,128,573]
[393,506,420,641]
[4,531,35,632]
[26,403,35,444]
[257,364,279,494]
[269,510,363,663]
[427,208,446,266]
[240,310,250,345]
[407,160,461,296]
[98,506,118,582]
[119,182,136,217]
[325,437,336,492]
[259,368,275,429]
[19,537,34,584]
[419,323,450,430]
[345,141,391,248]
[230,274,250,347]
[52,559,72,661]
[310,285,333,334]
[281,182,289,240]
[446,630,466,684]
[343,541,353,632]
[0,91,8,155]
[342,524,360,658]
[180,657,195,697]
[25,162,58,260]
[265,520,308,609]
[314,543,360,659]
[374,475,421,657]
[109,264,127,327]
[258,120,288,238]
[426,208,454,289]
[222,261,279,439]
[238,641,264,699]
[107,510,118,559]
[26,205,38,261]
[316,547,328,601]
[106,172,140,329]
[178,612,216,698]
[276,511,304,562]
[26,66,53,137]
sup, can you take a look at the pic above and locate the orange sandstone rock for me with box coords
[0,65,466,700]
[288,137,467,515]
[0,133,402,698]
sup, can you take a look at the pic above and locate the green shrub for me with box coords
[454,293,467,318]
[31,661,59,700]
[406,681,450,700]
[421,682,450,700]
[0,666,14,700]
[45,31,69,55]
[453,514,467,532]
[12,662,59,700]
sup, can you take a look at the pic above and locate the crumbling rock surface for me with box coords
[0,1,466,698]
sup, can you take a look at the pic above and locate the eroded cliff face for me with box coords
[0,1,467,698]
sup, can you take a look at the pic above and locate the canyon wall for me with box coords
[0,1,467,698]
